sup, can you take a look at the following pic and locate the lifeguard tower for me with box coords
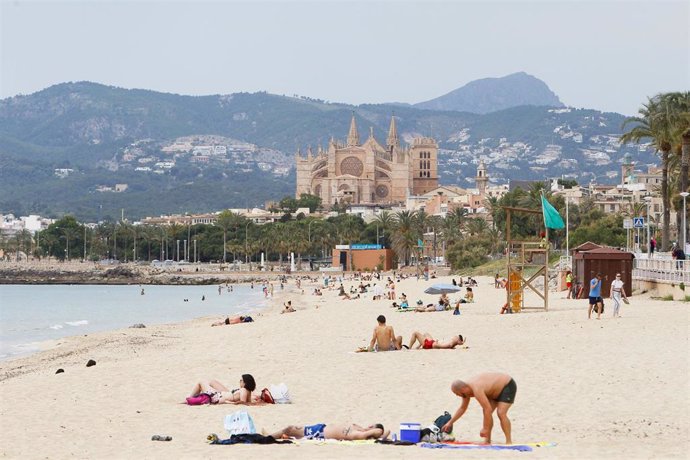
[503,206,551,312]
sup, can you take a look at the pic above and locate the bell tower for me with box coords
[476,160,488,195]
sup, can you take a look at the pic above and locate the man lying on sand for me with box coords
[211,315,253,326]
[442,372,516,444]
[408,332,466,349]
[270,423,389,441]
[367,315,402,351]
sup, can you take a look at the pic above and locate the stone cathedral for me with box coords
[295,115,438,205]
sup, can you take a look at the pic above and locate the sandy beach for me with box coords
[0,273,687,459]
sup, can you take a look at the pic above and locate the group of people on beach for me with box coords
[197,273,517,445]
[587,272,628,319]
[187,370,516,445]
[364,315,466,351]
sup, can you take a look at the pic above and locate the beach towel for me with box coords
[419,442,533,451]
[209,433,292,445]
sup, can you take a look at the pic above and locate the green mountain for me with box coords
[415,72,564,113]
[0,81,656,220]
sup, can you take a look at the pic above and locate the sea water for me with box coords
[0,284,268,360]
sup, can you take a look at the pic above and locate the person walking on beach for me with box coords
[367,315,402,351]
[609,273,628,318]
[441,372,516,445]
[588,273,603,320]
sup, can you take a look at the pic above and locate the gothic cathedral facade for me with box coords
[295,115,438,205]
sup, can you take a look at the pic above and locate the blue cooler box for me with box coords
[399,423,421,443]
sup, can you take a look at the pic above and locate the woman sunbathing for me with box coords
[187,374,257,404]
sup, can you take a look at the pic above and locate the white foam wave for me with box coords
[65,320,88,327]
[49,324,64,330]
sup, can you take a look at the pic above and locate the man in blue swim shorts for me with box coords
[304,423,326,439]
[270,423,389,440]
[588,273,603,320]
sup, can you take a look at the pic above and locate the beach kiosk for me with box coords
[573,246,634,298]
[332,244,394,271]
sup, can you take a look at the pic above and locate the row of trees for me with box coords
[2,181,628,271]
[621,92,690,251]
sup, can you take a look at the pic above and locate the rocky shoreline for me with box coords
[0,264,288,285]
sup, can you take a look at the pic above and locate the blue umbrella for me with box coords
[424,284,462,295]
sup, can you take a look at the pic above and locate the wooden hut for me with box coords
[573,247,635,298]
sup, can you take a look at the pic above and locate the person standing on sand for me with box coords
[367,315,402,351]
[609,273,628,318]
[588,273,603,320]
[441,372,516,445]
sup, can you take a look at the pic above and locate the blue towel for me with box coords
[419,443,533,452]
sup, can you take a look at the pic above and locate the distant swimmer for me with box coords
[140,288,145,295]
[218,285,222,295]
[202,295,206,301]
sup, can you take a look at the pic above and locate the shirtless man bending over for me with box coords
[270,423,389,441]
[408,331,465,349]
[368,315,403,351]
[441,372,517,444]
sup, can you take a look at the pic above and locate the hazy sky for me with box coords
[1,0,688,115]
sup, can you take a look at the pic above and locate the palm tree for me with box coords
[621,95,679,251]
[62,227,79,261]
[465,218,489,236]
[372,210,395,248]
[338,215,362,270]
[391,210,419,266]
[484,196,501,229]
[215,210,241,263]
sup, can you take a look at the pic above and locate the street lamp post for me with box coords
[245,221,251,264]
[176,239,180,262]
[644,196,652,257]
[681,192,689,256]
[308,220,314,244]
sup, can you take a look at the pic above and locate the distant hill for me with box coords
[0,81,655,220]
[415,72,564,114]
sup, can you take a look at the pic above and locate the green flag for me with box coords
[541,195,565,229]
[417,239,424,248]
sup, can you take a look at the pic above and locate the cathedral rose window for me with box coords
[340,156,364,177]
[376,185,389,198]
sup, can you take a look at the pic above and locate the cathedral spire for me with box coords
[347,112,360,146]
[387,114,399,148]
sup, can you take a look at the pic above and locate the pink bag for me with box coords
[186,394,211,405]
